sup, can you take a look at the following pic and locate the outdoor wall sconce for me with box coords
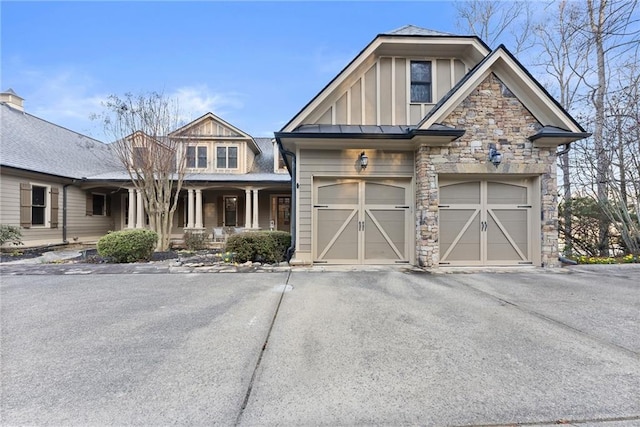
[488,144,502,167]
[359,151,369,170]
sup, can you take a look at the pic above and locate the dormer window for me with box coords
[217,146,238,169]
[410,61,432,103]
[186,145,207,169]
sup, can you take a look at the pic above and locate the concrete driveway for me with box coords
[1,266,638,426]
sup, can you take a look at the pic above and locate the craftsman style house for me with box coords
[276,25,589,268]
[2,25,589,268]
[0,90,290,248]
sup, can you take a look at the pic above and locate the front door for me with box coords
[313,178,412,264]
[438,178,533,266]
[224,196,237,226]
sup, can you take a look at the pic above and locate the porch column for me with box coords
[195,189,203,229]
[135,189,144,229]
[127,188,136,229]
[187,189,194,229]
[252,189,259,229]
[245,188,252,228]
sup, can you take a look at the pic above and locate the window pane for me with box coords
[32,207,45,225]
[411,61,431,82]
[217,147,226,168]
[228,147,238,169]
[197,146,207,168]
[32,186,46,206]
[186,146,196,168]
[93,194,105,215]
[411,83,431,103]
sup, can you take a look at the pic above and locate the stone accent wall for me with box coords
[416,73,560,268]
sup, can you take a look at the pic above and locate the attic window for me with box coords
[410,61,432,103]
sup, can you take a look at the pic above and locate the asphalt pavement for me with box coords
[1,265,639,426]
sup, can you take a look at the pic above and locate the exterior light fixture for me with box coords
[488,144,502,167]
[359,151,369,170]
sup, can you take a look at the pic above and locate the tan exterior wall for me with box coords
[295,148,414,261]
[0,172,113,247]
[415,73,559,268]
[309,57,466,127]
[66,186,115,242]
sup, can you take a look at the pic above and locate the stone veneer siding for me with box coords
[415,73,560,268]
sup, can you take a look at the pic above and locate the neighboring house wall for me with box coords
[65,186,115,243]
[415,74,558,267]
[0,172,113,247]
[308,57,468,127]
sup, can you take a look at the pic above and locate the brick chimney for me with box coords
[0,88,25,111]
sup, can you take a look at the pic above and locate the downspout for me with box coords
[62,182,72,243]
[556,143,571,156]
[276,137,296,263]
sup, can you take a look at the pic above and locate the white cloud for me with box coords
[170,85,244,122]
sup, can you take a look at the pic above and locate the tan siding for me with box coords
[66,186,114,242]
[394,59,407,125]
[0,174,64,246]
[315,108,332,125]
[335,93,347,124]
[298,148,414,252]
[436,59,452,100]
[379,57,393,124]
[454,59,466,83]
[350,79,362,124]
[364,64,377,125]
[410,104,422,125]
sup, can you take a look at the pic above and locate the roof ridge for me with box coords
[384,24,452,36]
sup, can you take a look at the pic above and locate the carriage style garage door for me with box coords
[438,177,535,266]
[313,178,412,264]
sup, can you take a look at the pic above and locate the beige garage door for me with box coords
[439,178,533,266]
[314,178,411,264]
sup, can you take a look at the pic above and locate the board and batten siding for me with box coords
[296,148,414,255]
[307,57,466,127]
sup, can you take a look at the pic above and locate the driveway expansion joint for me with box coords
[235,270,292,426]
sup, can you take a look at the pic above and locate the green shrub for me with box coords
[183,230,208,251]
[225,231,291,264]
[0,225,23,247]
[269,231,292,261]
[97,229,158,263]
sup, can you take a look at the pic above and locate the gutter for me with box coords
[275,137,296,263]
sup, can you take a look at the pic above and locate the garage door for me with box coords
[313,178,412,264]
[438,178,533,266]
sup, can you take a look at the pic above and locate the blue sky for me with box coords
[1,1,462,141]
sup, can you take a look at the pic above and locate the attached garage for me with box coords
[313,178,412,264]
[438,176,539,266]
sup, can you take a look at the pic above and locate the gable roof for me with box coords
[169,112,261,153]
[417,44,589,137]
[0,102,120,179]
[280,25,490,132]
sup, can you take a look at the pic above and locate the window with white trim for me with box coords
[273,141,287,173]
[186,145,208,169]
[410,61,432,103]
[216,146,238,169]
[31,185,47,225]
[20,183,57,228]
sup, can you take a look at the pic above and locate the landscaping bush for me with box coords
[0,225,23,247]
[183,230,208,251]
[225,231,291,264]
[97,229,158,263]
